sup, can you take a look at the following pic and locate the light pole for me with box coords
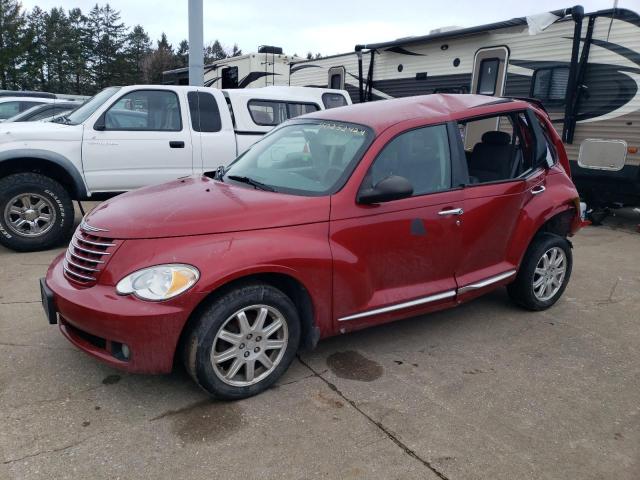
[188,0,204,86]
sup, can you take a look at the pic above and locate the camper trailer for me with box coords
[289,7,640,218]
[163,46,299,89]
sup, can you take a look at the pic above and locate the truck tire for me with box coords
[0,173,75,252]
[507,233,573,311]
[182,283,301,399]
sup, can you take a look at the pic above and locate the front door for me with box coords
[330,123,463,329]
[82,89,193,192]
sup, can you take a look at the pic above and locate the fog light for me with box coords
[121,344,130,360]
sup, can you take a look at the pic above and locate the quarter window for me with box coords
[248,100,319,126]
[104,90,182,131]
[477,58,500,95]
[187,91,222,132]
[365,124,452,197]
[531,66,569,103]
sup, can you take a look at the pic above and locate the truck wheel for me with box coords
[507,233,573,311]
[183,283,301,400]
[0,173,75,252]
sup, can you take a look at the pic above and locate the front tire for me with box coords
[508,233,573,311]
[183,283,301,399]
[0,173,74,252]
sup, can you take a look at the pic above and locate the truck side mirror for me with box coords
[93,113,106,131]
[577,138,627,171]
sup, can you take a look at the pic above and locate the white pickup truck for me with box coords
[0,85,350,251]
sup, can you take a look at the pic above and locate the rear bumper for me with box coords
[45,253,203,374]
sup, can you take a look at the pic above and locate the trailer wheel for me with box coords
[0,173,75,252]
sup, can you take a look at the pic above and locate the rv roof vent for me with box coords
[258,45,283,55]
[429,26,462,34]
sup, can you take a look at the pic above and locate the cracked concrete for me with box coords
[1,219,639,479]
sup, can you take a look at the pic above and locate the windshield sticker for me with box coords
[319,123,366,136]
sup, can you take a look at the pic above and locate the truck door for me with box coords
[82,89,193,191]
[465,46,510,150]
[187,89,238,172]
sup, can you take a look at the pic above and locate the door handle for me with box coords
[531,185,546,195]
[169,141,185,148]
[438,208,464,216]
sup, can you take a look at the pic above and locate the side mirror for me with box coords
[578,138,627,171]
[93,113,106,131]
[357,175,414,204]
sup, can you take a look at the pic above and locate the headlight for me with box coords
[116,264,199,301]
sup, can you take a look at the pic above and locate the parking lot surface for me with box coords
[1,211,638,479]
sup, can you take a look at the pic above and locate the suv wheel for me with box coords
[183,283,301,399]
[0,173,75,252]
[508,233,573,311]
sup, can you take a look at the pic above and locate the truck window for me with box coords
[248,100,319,126]
[104,90,182,131]
[187,92,222,132]
[322,93,348,109]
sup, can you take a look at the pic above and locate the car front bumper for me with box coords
[43,253,204,374]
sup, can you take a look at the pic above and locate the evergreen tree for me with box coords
[125,25,151,84]
[231,44,242,57]
[176,39,189,68]
[143,33,175,83]
[67,8,91,94]
[0,0,27,89]
[204,40,226,63]
[22,6,47,90]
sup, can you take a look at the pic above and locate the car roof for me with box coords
[0,97,56,104]
[303,94,531,133]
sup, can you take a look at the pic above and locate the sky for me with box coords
[19,0,640,56]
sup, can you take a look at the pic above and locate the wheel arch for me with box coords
[0,150,88,199]
[176,271,320,366]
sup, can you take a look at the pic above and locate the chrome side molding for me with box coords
[457,269,516,294]
[338,290,456,322]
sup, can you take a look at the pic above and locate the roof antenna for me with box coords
[606,0,618,42]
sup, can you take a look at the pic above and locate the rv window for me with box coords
[248,100,319,126]
[477,58,499,95]
[330,74,341,89]
[327,66,345,90]
[222,66,239,89]
[322,93,348,109]
[187,91,222,133]
[531,66,569,103]
[363,124,452,197]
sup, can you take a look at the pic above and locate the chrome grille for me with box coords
[63,224,117,286]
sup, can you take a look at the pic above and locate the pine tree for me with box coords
[125,25,151,84]
[0,0,27,89]
[231,44,242,57]
[21,5,47,90]
[143,33,175,84]
[67,8,91,94]
[176,39,189,68]
[204,40,227,63]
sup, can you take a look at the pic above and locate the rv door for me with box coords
[465,46,509,150]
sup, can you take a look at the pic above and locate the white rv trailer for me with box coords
[289,6,640,212]
[163,46,300,89]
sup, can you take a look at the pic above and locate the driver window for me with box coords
[104,90,182,131]
[364,124,452,197]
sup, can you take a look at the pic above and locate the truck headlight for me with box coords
[116,264,199,301]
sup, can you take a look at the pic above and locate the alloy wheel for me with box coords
[4,193,56,237]
[211,304,289,387]
[532,246,567,302]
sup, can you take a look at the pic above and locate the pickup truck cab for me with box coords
[0,85,350,251]
[42,94,584,399]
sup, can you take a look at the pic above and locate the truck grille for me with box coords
[63,223,118,286]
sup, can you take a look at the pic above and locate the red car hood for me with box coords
[84,176,330,239]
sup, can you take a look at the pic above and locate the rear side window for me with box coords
[322,93,348,109]
[531,66,569,103]
[477,58,499,95]
[104,90,182,131]
[0,101,42,120]
[248,100,319,126]
[365,124,452,197]
[187,91,222,132]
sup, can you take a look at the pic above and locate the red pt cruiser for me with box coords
[41,95,583,399]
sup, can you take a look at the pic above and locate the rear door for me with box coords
[82,89,193,191]
[186,89,237,171]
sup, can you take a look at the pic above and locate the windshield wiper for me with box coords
[227,175,276,192]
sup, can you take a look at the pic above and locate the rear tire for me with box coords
[183,283,301,400]
[508,233,573,311]
[0,173,75,252]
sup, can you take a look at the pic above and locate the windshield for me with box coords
[223,121,373,196]
[65,87,121,125]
